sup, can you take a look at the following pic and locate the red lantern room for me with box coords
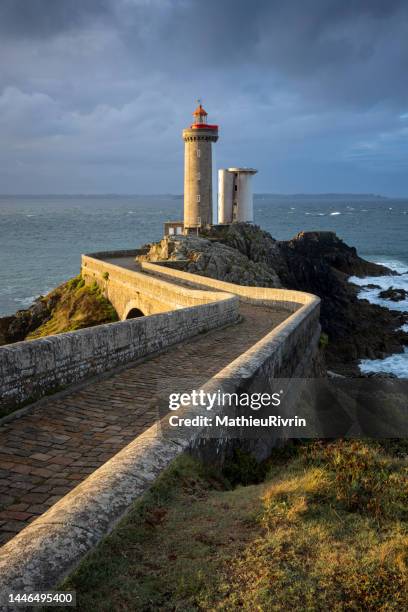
[191,101,218,130]
[193,103,208,124]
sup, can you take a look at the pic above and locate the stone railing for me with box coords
[81,253,230,318]
[0,262,239,414]
[0,254,321,602]
[141,260,321,380]
[140,260,316,312]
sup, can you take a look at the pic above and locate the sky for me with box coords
[1,0,408,196]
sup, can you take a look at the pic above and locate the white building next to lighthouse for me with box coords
[164,101,258,236]
[218,167,258,224]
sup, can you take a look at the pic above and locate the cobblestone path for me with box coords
[0,304,287,545]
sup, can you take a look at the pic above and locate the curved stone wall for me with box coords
[82,254,228,320]
[0,252,321,598]
[0,257,239,412]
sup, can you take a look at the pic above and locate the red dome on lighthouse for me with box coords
[190,100,218,131]
[193,103,208,118]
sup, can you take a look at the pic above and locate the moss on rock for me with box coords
[0,275,118,345]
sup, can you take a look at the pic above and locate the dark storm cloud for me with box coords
[0,0,408,194]
[133,0,408,108]
[0,0,114,38]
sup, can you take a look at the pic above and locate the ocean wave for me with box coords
[330,211,341,216]
[13,295,40,308]
[13,289,53,308]
[350,259,408,377]
[374,259,408,274]
[349,271,408,312]
[360,348,408,378]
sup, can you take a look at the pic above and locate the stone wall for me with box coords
[140,260,316,312]
[140,260,322,464]
[82,254,230,319]
[0,255,321,597]
[0,283,238,413]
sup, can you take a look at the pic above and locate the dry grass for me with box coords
[27,276,118,339]
[58,441,408,611]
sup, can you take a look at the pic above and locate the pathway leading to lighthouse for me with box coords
[0,303,288,546]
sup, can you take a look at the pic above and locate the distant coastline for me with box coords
[0,192,394,200]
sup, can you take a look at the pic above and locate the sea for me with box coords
[0,195,407,377]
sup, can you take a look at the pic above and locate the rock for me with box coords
[140,225,406,377]
[279,231,391,279]
[139,235,282,287]
[0,297,51,344]
[359,372,398,379]
[378,287,407,302]
[365,283,382,289]
[0,276,118,346]
[204,223,291,281]
[327,370,346,379]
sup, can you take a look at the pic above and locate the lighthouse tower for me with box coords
[183,102,218,232]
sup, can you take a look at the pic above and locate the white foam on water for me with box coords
[360,348,408,379]
[373,259,408,274]
[330,211,341,216]
[13,295,40,308]
[349,260,408,313]
[351,259,408,377]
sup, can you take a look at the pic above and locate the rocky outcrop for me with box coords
[0,276,118,346]
[378,287,408,302]
[140,226,408,376]
[0,298,54,344]
[279,230,389,278]
[140,234,281,287]
[275,231,407,374]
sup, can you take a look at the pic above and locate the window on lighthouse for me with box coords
[197,148,201,158]
[197,172,201,181]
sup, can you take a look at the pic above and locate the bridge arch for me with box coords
[126,307,145,319]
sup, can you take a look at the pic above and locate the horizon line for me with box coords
[0,192,401,199]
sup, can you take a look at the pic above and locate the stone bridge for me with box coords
[81,249,205,320]
[0,249,320,598]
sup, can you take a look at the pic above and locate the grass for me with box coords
[55,440,408,611]
[27,275,118,340]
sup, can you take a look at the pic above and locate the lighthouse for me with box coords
[163,101,257,237]
[182,101,218,232]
